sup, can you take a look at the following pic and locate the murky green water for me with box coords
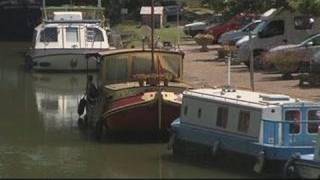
[0,42,277,178]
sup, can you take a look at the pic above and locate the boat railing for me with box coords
[43,19,101,24]
[187,90,269,107]
[42,6,107,26]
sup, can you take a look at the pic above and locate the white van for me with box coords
[236,8,320,68]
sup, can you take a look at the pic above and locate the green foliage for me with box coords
[202,0,288,18]
[112,21,185,48]
[289,0,320,16]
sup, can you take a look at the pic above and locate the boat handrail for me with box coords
[263,119,320,123]
[186,90,270,107]
[43,20,101,24]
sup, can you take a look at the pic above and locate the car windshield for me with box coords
[241,21,261,32]
[251,20,267,35]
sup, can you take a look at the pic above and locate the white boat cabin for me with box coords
[32,11,110,50]
[180,88,320,147]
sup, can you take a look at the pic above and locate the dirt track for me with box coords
[181,45,320,101]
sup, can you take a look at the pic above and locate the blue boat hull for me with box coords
[171,119,314,161]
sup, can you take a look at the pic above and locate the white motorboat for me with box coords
[26,4,112,71]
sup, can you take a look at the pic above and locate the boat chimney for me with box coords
[98,0,102,8]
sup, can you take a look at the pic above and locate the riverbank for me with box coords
[181,44,320,101]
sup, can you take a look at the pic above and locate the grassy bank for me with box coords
[112,20,186,48]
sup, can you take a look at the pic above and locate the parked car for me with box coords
[205,13,258,44]
[266,33,320,72]
[235,8,320,68]
[183,15,224,37]
[218,20,261,45]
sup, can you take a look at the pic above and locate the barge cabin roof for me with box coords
[184,88,319,109]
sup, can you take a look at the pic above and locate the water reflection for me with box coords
[32,73,86,131]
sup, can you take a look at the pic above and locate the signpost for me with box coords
[249,31,255,91]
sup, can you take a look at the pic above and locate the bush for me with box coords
[264,51,305,79]
[194,33,214,52]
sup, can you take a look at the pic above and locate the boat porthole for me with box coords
[271,109,275,113]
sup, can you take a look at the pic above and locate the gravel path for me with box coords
[181,45,320,101]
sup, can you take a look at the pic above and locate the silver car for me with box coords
[269,33,320,66]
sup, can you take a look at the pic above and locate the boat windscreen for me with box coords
[99,51,183,85]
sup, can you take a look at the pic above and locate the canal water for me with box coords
[0,42,277,178]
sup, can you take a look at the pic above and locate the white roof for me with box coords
[184,88,309,109]
[53,11,83,21]
[261,8,277,20]
[140,6,164,15]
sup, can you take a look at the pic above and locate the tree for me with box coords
[202,0,289,19]
[289,0,320,16]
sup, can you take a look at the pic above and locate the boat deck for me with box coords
[185,88,308,109]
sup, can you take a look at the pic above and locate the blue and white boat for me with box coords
[168,87,320,173]
[283,127,320,178]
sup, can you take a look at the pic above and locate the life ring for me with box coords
[77,96,87,116]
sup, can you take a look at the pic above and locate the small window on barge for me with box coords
[285,110,301,134]
[238,110,250,133]
[216,107,228,128]
[308,110,320,134]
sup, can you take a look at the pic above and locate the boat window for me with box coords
[238,111,250,133]
[308,110,320,133]
[40,27,58,42]
[66,27,79,42]
[216,107,228,128]
[198,108,202,119]
[184,105,188,116]
[87,28,104,42]
[285,110,301,134]
[294,16,314,30]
